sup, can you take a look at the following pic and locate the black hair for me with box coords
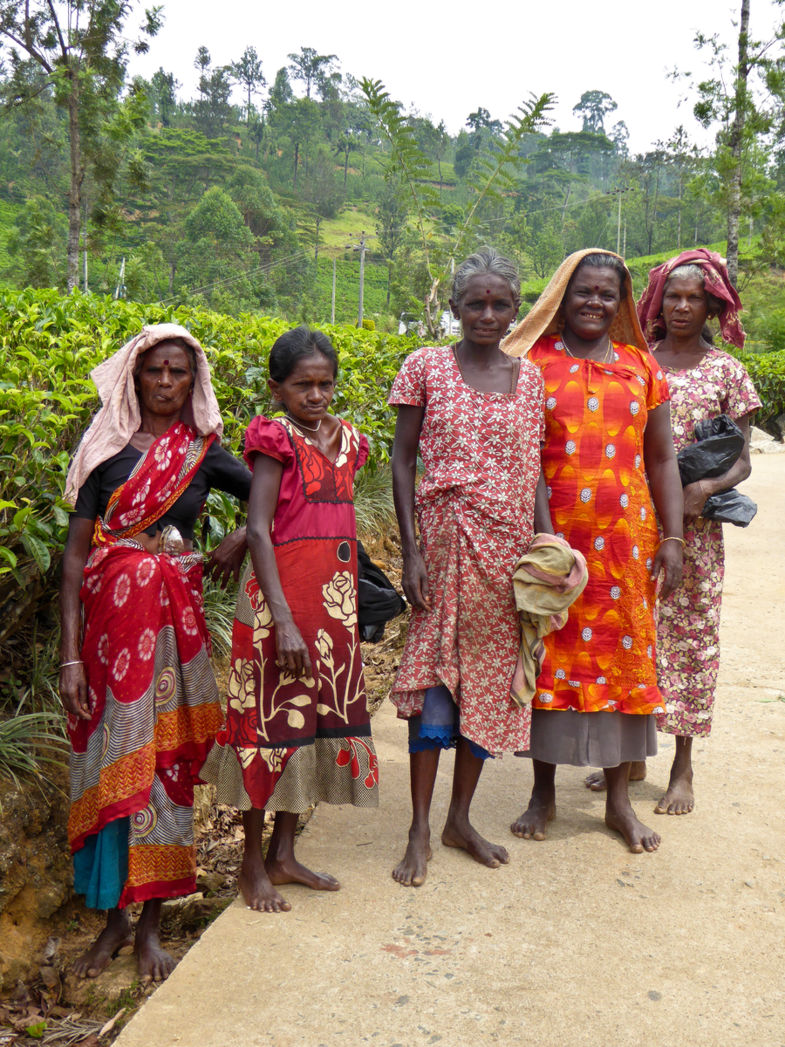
[268,326,338,382]
[571,252,628,297]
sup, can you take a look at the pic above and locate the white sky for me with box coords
[129,0,783,155]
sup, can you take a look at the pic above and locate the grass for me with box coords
[0,711,68,789]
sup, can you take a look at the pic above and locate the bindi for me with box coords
[162,359,169,366]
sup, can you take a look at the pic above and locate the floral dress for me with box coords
[202,416,378,812]
[655,348,760,737]
[388,346,545,754]
[529,335,669,716]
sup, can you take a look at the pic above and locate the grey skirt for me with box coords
[518,709,657,768]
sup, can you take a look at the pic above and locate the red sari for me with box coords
[68,422,224,906]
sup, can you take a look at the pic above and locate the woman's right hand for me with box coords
[401,551,431,612]
[274,619,313,678]
[59,663,92,720]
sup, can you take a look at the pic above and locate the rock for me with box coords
[750,426,782,453]
[773,413,785,440]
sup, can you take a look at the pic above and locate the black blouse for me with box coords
[73,441,251,540]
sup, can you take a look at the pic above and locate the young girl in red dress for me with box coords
[202,327,378,912]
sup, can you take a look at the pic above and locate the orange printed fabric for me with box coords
[528,335,669,715]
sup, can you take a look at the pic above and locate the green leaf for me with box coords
[21,531,51,574]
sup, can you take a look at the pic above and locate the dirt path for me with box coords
[115,454,785,1047]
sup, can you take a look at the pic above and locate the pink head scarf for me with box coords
[64,323,223,505]
[636,249,745,349]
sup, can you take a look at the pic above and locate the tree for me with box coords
[375,179,408,307]
[193,65,235,137]
[287,46,337,100]
[573,90,618,134]
[0,0,162,289]
[7,194,67,286]
[231,46,265,124]
[149,67,179,127]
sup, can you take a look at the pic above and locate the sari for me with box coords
[68,421,223,907]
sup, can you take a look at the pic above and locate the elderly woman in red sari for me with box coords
[59,324,250,981]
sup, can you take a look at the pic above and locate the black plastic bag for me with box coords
[677,413,744,486]
[701,489,757,527]
[357,541,406,643]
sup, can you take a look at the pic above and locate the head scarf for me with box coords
[64,323,223,505]
[636,248,745,349]
[503,248,647,358]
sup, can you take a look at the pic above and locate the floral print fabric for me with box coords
[529,335,669,716]
[388,346,545,754]
[655,349,760,736]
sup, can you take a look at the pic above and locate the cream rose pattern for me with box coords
[322,571,357,630]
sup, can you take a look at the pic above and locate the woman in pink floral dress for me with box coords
[388,248,551,887]
[637,250,760,815]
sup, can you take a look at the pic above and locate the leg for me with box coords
[604,763,661,853]
[239,807,291,913]
[442,738,509,868]
[655,736,695,815]
[72,906,133,978]
[585,760,647,791]
[393,747,440,887]
[511,759,556,840]
[134,898,178,981]
[265,811,341,891]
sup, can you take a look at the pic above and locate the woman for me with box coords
[636,249,760,815]
[504,249,683,854]
[388,248,551,887]
[60,323,250,980]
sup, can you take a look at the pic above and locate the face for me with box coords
[561,265,622,341]
[135,343,194,419]
[661,275,709,337]
[269,352,336,425]
[450,274,519,348]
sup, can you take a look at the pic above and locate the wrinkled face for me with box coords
[561,264,622,341]
[268,352,336,426]
[135,343,194,419]
[661,274,709,338]
[450,274,519,347]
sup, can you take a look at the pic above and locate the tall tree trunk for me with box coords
[67,84,83,291]
[727,0,750,287]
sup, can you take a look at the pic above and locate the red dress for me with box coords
[202,416,379,812]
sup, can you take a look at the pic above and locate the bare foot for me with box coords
[239,852,292,913]
[441,816,509,868]
[585,761,647,792]
[605,804,661,853]
[72,909,133,978]
[655,773,695,815]
[392,827,433,887]
[135,932,176,982]
[266,855,340,892]
[510,785,555,841]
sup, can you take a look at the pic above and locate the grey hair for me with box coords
[668,264,705,285]
[451,247,521,305]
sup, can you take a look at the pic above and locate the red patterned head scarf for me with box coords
[637,249,745,350]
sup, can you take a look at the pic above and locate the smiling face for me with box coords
[135,342,194,421]
[268,351,336,427]
[561,264,622,342]
[450,273,519,349]
[661,274,710,339]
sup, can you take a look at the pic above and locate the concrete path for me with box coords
[116,455,785,1047]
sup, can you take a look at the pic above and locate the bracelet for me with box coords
[59,660,83,668]
[658,536,685,548]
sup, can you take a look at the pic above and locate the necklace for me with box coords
[285,412,322,433]
[561,334,614,364]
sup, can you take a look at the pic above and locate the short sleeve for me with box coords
[388,348,427,406]
[643,351,670,412]
[721,356,761,419]
[243,416,294,470]
[72,467,101,520]
[355,432,370,474]
[205,443,252,500]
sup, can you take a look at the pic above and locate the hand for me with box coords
[683,481,709,520]
[59,662,92,720]
[274,618,313,678]
[401,550,431,612]
[205,527,247,587]
[652,540,683,600]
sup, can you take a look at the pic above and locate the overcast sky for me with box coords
[129,0,783,154]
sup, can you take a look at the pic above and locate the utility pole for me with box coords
[606,186,632,255]
[331,258,336,324]
[357,230,366,327]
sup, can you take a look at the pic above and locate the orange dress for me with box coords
[528,335,669,716]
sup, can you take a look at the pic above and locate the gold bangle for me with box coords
[658,536,685,549]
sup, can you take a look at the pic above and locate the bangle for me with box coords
[658,536,685,548]
[59,660,83,668]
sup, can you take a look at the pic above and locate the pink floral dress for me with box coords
[655,348,760,737]
[388,346,544,754]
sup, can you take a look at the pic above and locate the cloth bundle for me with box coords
[678,414,757,527]
[510,534,588,707]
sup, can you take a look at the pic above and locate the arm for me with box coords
[643,401,683,599]
[59,516,94,719]
[533,469,554,535]
[205,445,252,585]
[683,411,754,520]
[391,404,430,611]
[246,455,312,677]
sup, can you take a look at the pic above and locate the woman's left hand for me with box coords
[206,526,247,586]
[652,540,683,599]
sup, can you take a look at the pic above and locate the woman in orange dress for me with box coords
[504,250,683,853]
